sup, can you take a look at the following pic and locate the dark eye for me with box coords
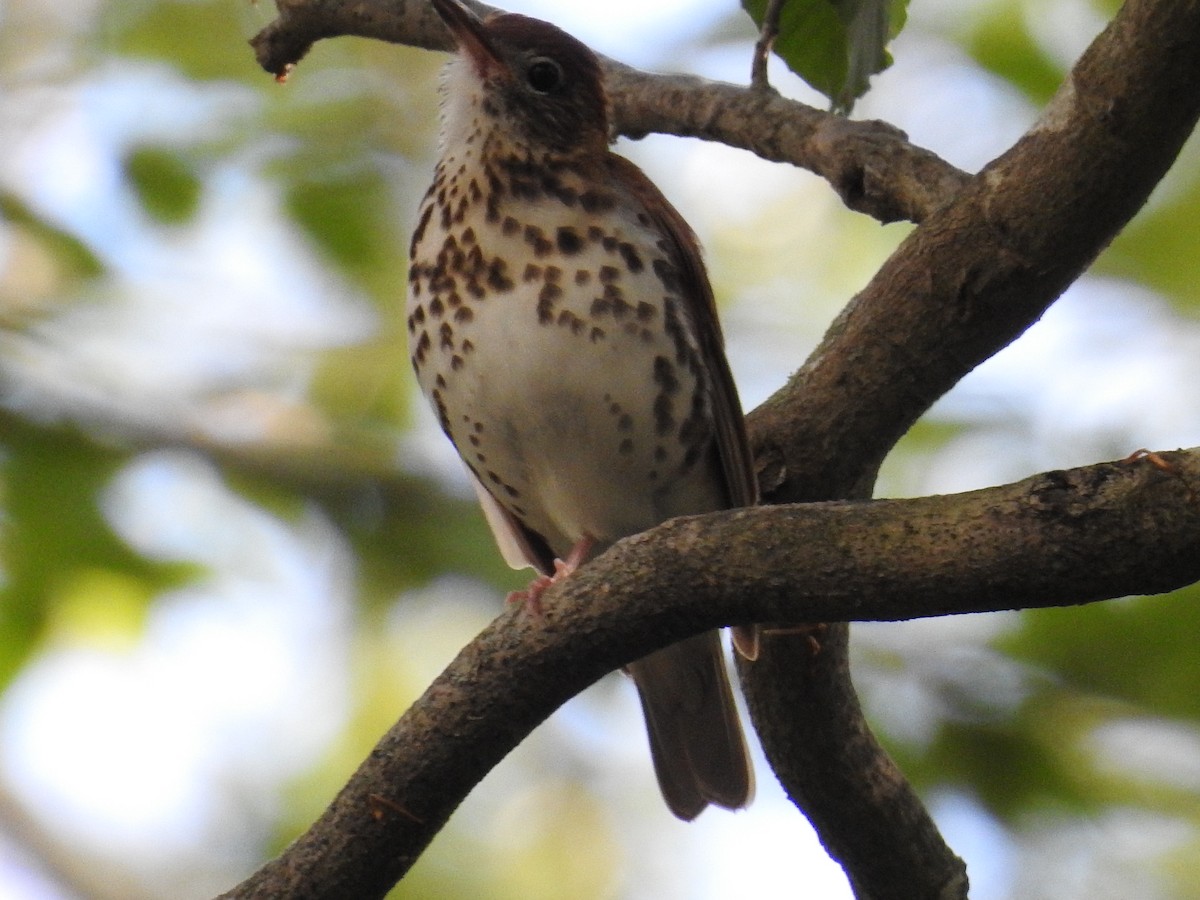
[526,57,563,93]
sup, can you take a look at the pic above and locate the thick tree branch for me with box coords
[739,2,1200,896]
[219,449,1200,899]
[250,0,968,223]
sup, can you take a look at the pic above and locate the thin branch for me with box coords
[218,449,1200,899]
[750,0,785,89]
[249,0,968,224]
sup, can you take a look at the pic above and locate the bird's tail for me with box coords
[627,631,754,820]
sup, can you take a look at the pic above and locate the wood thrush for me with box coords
[407,0,756,820]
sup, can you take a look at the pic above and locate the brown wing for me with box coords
[606,154,758,510]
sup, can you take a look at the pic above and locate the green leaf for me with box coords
[743,0,909,112]
[124,147,203,224]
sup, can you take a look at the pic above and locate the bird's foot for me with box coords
[506,535,595,616]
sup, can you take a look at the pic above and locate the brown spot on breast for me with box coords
[546,179,578,206]
[556,227,583,254]
[487,258,513,291]
[524,263,543,282]
[599,265,620,283]
[654,356,679,394]
[618,242,644,273]
[544,266,562,283]
[537,282,562,323]
[439,323,454,349]
[454,307,474,323]
[580,191,616,213]
[511,178,539,201]
[653,258,681,292]
[502,216,520,236]
[431,388,450,433]
[465,245,485,275]
[575,269,592,285]
[524,224,553,257]
[636,301,657,321]
[409,204,433,256]
[557,310,585,334]
[415,331,432,364]
[619,438,634,454]
[608,286,632,319]
[653,392,675,436]
[429,297,445,319]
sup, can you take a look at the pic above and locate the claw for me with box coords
[505,534,595,616]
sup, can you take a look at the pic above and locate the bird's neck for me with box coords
[437,59,605,175]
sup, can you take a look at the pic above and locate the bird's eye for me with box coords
[525,57,563,93]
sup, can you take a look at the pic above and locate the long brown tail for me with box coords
[627,631,754,820]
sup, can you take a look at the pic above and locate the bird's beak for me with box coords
[431,0,505,79]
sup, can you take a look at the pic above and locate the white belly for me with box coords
[407,155,723,556]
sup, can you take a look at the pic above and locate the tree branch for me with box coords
[739,2,1200,896]
[219,449,1200,899]
[249,0,968,223]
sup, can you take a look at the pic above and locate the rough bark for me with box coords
[218,450,1200,899]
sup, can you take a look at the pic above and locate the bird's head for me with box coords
[432,0,610,158]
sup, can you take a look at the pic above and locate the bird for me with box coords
[407,0,756,820]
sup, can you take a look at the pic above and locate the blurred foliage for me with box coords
[0,0,1198,898]
[1003,587,1200,723]
[0,415,196,687]
[966,3,1064,105]
[0,194,104,286]
[742,0,909,112]
[125,147,204,223]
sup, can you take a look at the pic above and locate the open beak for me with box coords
[431,0,504,78]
